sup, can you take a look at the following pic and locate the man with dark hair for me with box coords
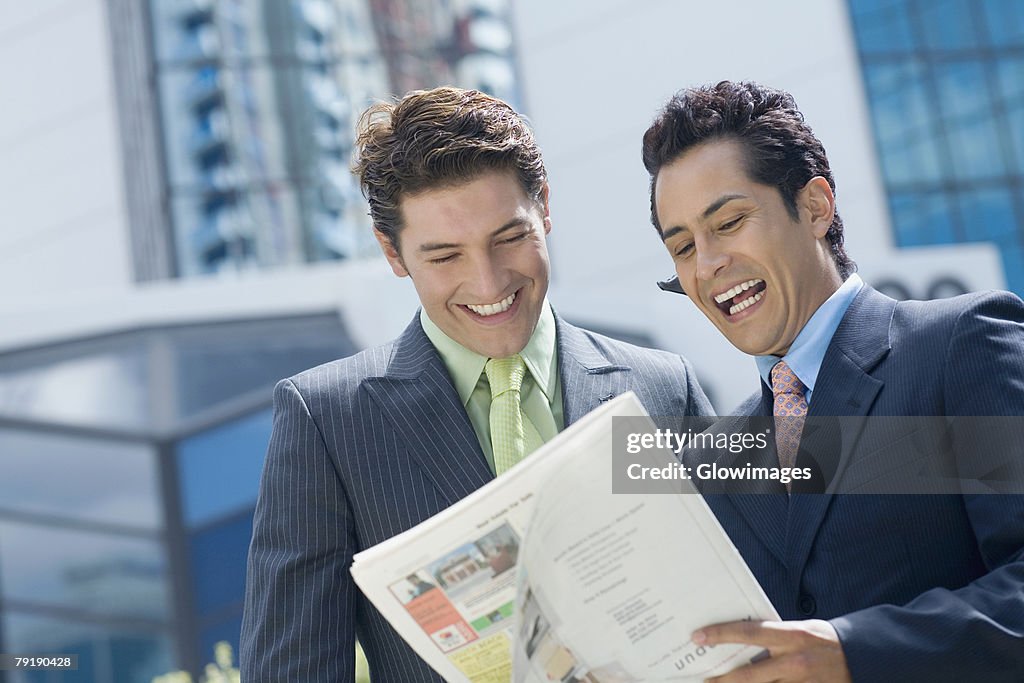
[643,80,1024,682]
[240,86,712,682]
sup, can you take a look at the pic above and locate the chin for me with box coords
[484,336,531,359]
[485,343,526,359]
[721,335,763,356]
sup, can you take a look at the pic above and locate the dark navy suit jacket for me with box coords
[239,312,712,682]
[700,286,1024,682]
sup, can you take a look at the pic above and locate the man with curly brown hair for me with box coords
[240,87,712,682]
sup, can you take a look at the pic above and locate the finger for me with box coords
[694,620,797,649]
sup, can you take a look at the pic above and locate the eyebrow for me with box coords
[661,194,749,242]
[418,218,531,252]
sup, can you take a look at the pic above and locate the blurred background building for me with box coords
[130,0,518,279]
[849,0,1024,294]
[0,0,1021,680]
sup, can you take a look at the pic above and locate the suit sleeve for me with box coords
[240,378,357,683]
[832,292,1024,682]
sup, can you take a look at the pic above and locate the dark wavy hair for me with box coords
[642,81,854,278]
[353,87,547,249]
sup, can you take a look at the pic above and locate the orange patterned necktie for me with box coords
[771,360,807,485]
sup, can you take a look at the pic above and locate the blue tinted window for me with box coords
[0,347,150,431]
[995,58,1024,175]
[944,116,1006,180]
[188,513,253,617]
[177,408,272,527]
[918,0,979,50]
[850,0,916,54]
[999,244,1024,294]
[981,0,1024,47]
[994,57,1024,107]
[110,634,176,683]
[3,615,97,683]
[864,63,943,183]
[173,320,351,421]
[957,189,1017,241]
[850,0,1024,298]
[0,429,161,530]
[2,612,173,683]
[0,521,169,621]
[890,191,958,246]
[934,62,1005,179]
[934,61,986,120]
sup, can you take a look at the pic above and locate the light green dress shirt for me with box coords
[420,302,565,474]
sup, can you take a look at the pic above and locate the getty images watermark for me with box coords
[612,415,1024,495]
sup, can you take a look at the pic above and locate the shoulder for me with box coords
[891,290,1024,414]
[277,339,397,405]
[894,289,1023,325]
[557,320,713,415]
[559,322,694,375]
[890,290,1024,346]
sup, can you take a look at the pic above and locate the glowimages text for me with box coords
[625,460,813,485]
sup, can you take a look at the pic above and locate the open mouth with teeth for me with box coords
[713,279,767,317]
[463,290,518,318]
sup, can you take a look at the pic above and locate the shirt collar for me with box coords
[420,301,558,406]
[755,273,863,400]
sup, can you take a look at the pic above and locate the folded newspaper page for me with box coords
[351,392,779,682]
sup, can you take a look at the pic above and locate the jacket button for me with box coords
[798,594,816,616]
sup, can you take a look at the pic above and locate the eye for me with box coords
[674,242,694,258]
[719,215,744,231]
[429,253,458,264]
[499,232,529,245]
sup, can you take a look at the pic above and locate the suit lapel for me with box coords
[363,316,493,509]
[718,387,789,564]
[786,287,895,574]
[360,313,637,509]
[554,315,634,426]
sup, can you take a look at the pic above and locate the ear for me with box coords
[539,183,552,235]
[802,176,835,240]
[373,228,409,277]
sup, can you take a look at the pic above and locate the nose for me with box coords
[695,238,730,282]
[469,253,512,301]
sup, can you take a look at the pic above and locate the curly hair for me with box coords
[352,87,547,249]
[642,81,854,278]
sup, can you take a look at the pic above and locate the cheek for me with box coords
[519,244,551,278]
[410,272,452,307]
[537,249,552,277]
[675,263,698,294]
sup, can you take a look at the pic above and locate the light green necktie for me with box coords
[485,355,528,475]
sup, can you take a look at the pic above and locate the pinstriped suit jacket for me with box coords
[700,286,1024,682]
[240,311,712,682]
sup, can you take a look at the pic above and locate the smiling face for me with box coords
[654,139,842,356]
[376,170,552,358]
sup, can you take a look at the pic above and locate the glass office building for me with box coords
[849,0,1024,295]
[134,0,521,279]
[0,315,355,682]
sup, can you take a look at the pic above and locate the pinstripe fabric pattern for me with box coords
[240,312,713,682]
[701,287,1024,682]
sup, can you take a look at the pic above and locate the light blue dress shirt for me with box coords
[755,274,864,404]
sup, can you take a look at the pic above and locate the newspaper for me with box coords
[350,392,779,682]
